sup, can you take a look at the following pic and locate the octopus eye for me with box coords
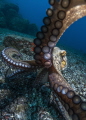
[61,60,66,69]
[60,50,66,56]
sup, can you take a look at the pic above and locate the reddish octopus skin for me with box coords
[1,0,86,120]
[48,66,86,120]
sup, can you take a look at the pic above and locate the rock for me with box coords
[0,1,6,12]
[28,23,38,36]
[8,17,30,33]
[0,17,7,28]
[3,34,34,55]
[5,9,19,21]
[0,11,4,17]
[3,3,19,13]
[0,11,7,28]
[8,17,38,36]
[0,1,38,36]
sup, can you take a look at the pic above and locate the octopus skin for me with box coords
[1,0,86,120]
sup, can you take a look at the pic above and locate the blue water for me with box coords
[58,17,86,54]
[6,0,50,30]
[6,0,86,54]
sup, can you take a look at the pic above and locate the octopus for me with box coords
[0,0,86,120]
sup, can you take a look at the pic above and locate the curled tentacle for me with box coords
[49,67,86,120]
[34,0,86,67]
[5,68,26,78]
[5,65,39,79]
[1,47,41,69]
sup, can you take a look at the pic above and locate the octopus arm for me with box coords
[58,4,86,40]
[32,68,49,87]
[5,68,28,78]
[34,0,86,67]
[23,60,42,68]
[1,47,37,69]
[52,92,72,120]
[48,67,86,120]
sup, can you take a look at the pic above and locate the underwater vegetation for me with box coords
[0,0,86,120]
[0,0,38,36]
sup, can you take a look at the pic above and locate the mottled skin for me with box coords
[1,0,86,120]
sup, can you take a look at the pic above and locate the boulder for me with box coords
[3,3,19,13]
[8,17,30,33]
[28,23,38,36]
[5,9,18,20]
[0,5,7,28]
[3,34,34,55]
[0,1,6,12]
[0,1,38,36]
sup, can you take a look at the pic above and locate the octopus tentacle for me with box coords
[5,69,26,78]
[5,65,39,79]
[49,67,86,120]
[1,47,40,69]
[34,0,86,67]
[52,92,72,120]
[32,68,49,87]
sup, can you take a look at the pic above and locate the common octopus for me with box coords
[1,0,86,120]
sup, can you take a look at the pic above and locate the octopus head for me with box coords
[52,47,67,73]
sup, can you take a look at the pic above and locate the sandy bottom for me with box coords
[0,28,86,120]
